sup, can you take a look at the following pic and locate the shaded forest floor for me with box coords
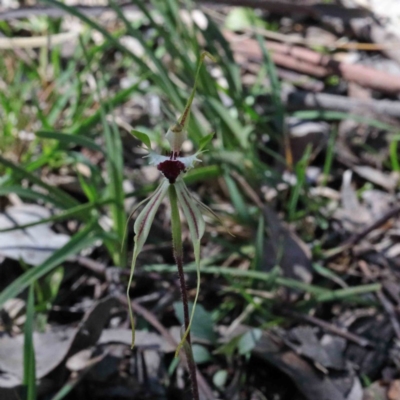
[1,1,400,399]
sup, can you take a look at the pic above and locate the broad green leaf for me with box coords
[192,344,212,364]
[174,302,217,343]
[184,165,221,185]
[238,329,262,355]
[213,370,228,389]
[198,132,214,152]
[131,130,152,149]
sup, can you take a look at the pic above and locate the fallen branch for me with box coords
[0,0,366,21]
[278,308,372,348]
[284,89,400,119]
[226,31,400,94]
[326,205,400,259]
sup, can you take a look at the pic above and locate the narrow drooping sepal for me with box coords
[174,179,205,357]
[175,180,205,243]
[127,179,169,348]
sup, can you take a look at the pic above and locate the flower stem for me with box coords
[169,184,199,400]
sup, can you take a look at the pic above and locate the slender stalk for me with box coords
[169,184,199,400]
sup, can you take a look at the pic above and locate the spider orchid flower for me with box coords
[127,52,215,357]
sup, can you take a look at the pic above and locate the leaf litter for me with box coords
[1,0,400,399]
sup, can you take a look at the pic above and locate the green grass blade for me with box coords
[322,127,337,185]
[207,98,252,149]
[184,165,222,185]
[79,36,126,266]
[203,17,242,106]
[287,145,312,221]
[0,199,112,233]
[253,26,284,133]
[292,110,398,132]
[23,284,37,400]
[71,80,147,135]
[112,0,182,109]
[390,139,400,171]
[253,214,265,271]
[0,155,79,208]
[143,264,381,302]
[35,131,105,153]
[224,173,250,221]
[0,186,69,207]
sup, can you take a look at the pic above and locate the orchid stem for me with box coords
[169,184,199,400]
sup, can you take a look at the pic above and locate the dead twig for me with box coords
[284,90,400,119]
[358,261,400,341]
[279,308,372,348]
[0,3,134,20]
[344,205,400,247]
[226,31,400,94]
[326,205,400,259]
[0,0,319,21]
[377,291,400,341]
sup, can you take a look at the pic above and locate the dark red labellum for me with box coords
[157,160,185,184]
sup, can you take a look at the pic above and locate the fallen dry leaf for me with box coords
[0,204,70,266]
[388,379,400,400]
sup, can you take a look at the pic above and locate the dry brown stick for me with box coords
[344,205,400,247]
[199,0,320,16]
[377,291,400,341]
[118,297,215,400]
[0,4,134,20]
[226,31,400,94]
[284,89,400,119]
[326,205,400,259]
[0,31,79,49]
[358,261,400,342]
[0,0,319,20]
[74,255,107,276]
[279,308,372,347]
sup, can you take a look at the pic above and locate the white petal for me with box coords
[144,151,169,166]
[176,153,202,169]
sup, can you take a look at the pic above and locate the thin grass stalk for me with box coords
[23,285,37,400]
[168,184,199,400]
